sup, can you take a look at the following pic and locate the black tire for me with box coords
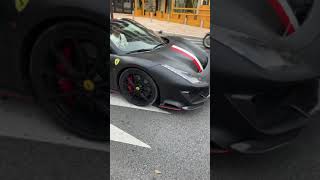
[29,22,108,140]
[119,68,158,106]
[203,33,210,49]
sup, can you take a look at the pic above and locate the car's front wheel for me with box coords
[29,22,108,140]
[119,68,158,106]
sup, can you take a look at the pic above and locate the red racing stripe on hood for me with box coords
[170,45,204,72]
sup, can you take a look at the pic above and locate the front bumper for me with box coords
[211,79,319,153]
[158,72,210,110]
[149,58,210,110]
[182,102,208,110]
[160,86,210,110]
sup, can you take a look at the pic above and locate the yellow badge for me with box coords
[114,58,120,66]
[83,80,95,91]
[15,0,29,12]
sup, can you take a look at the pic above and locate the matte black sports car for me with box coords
[110,18,210,110]
[0,0,108,139]
[212,0,320,154]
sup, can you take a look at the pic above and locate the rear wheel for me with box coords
[119,68,158,106]
[29,22,108,140]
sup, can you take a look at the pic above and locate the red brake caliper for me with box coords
[56,44,75,105]
[127,75,134,94]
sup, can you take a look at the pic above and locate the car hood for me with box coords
[129,36,209,73]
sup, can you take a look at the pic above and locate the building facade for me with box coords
[133,0,210,28]
[112,0,134,14]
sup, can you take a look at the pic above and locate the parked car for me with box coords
[110,18,210,110]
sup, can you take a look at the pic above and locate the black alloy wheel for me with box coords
[119,68,158,106]
[30,22,108,140]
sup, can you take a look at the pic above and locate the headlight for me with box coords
[161,64,201,84]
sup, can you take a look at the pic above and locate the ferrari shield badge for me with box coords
[83,80,95,92]
[114,58,120,66]
[15,0,29,12]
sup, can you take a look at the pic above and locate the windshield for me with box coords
[110,19,166,54]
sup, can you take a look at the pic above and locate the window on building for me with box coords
[202,0,209,5]
[174,0,198,14]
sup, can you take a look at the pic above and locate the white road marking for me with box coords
[110,124,151,148]
[110,93,170,114]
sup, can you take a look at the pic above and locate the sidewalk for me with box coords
[113,13,210,38]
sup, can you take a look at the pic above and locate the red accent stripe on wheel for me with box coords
[171,45,203,72]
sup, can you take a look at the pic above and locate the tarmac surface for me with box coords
[0,97,108,180]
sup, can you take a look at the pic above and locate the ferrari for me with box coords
[211,0,320,154]
[110,18,210,110]
[0,0,108,139]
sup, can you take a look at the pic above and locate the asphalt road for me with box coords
[0,97,109,180]
[110,103,210,179]
[110,36,210,179]
[0,97,108,151]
